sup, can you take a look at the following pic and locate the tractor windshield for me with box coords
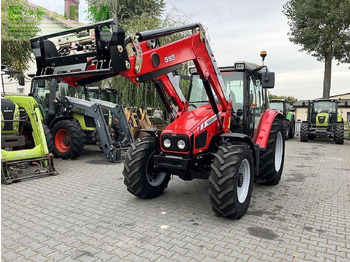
[313,101,336,114]
[270,102,284,113]
[31,80,86,118]
[221,71,244,112]
[188,72,244,111]
[188,74,218,110]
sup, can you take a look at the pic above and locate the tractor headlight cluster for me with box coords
[177,140,186,150]
[163,139,171,148]
[161,134,189,152]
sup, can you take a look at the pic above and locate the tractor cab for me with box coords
[270,99,287,115]
[188,60,273,138]
[84,86,119,104]
[310,99,339,126]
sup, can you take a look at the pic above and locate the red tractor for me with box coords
[30,19,285,218]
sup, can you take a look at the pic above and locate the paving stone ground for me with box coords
[1,138,350,261]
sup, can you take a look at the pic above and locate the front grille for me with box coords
[1,98,15,131]
[195,130,207,149]
[318,116,326,124]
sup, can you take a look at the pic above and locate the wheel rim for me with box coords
[146,152,167,186]
[275,132,283,172]
[237,159,250,204]
[55,129,71,153]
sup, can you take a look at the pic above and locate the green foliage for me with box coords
[269,94,298,104]
[283,0,350,64]
[87,0,165,24]
[1,0,41,74]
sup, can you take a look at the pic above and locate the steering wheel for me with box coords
[189,103,197,109]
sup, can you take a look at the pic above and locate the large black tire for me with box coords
[51,120,85,159]
[43,124,54,153]
[300,122,309,142]
[257,118,285,185]
[334,122,344,144]
[209,143,254,219]
[123,138,171,199]
[288,118,295,139]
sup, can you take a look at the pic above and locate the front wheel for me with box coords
[209,142,254,219]
[123,138,171,199]
[257,118,285,185]
[51,120,85,159]
[334,122,344,144]
[300,122,309,142]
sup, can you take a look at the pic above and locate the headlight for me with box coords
[177,139,186,149]
[163,138,171,148]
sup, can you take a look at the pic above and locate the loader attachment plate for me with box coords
[1,154,58,184]
[30,19,130,86]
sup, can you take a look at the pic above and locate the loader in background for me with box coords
[30,79,133,161]
[1,96,57,184]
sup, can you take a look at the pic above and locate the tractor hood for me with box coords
[163,105,218,134]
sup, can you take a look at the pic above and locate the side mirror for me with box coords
[289,101,293,106]
[18,75,25,86]
[262,72,275,88]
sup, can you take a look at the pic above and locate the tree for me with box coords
[1,0,41,74]
[283,0,350,99]
[87,0,165,24]
[269,94,298,104]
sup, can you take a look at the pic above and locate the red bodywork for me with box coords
[60,27,277,155]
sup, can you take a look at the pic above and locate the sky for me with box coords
[29,0,349,100]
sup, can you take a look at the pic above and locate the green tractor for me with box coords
[30,79,133,161]
[269,99,295,139]
[1,96,57,184]
[300,99,344,144]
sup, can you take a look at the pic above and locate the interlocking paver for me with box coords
[2,139,350,261]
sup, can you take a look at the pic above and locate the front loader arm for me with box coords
[30,20,231,129]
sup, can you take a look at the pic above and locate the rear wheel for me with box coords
[334,122,344,144]
[123,138,171,198]
[51,120,85,159]
[300,122,309,142]
[257,118,285,185]
[209,142,254,219]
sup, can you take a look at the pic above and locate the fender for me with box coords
[48,116,74,129]
[286,111,294,121]
[255,109,283,149]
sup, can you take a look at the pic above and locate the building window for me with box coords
[347,112,350,122]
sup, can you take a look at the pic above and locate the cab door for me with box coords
[247,74,265,139]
